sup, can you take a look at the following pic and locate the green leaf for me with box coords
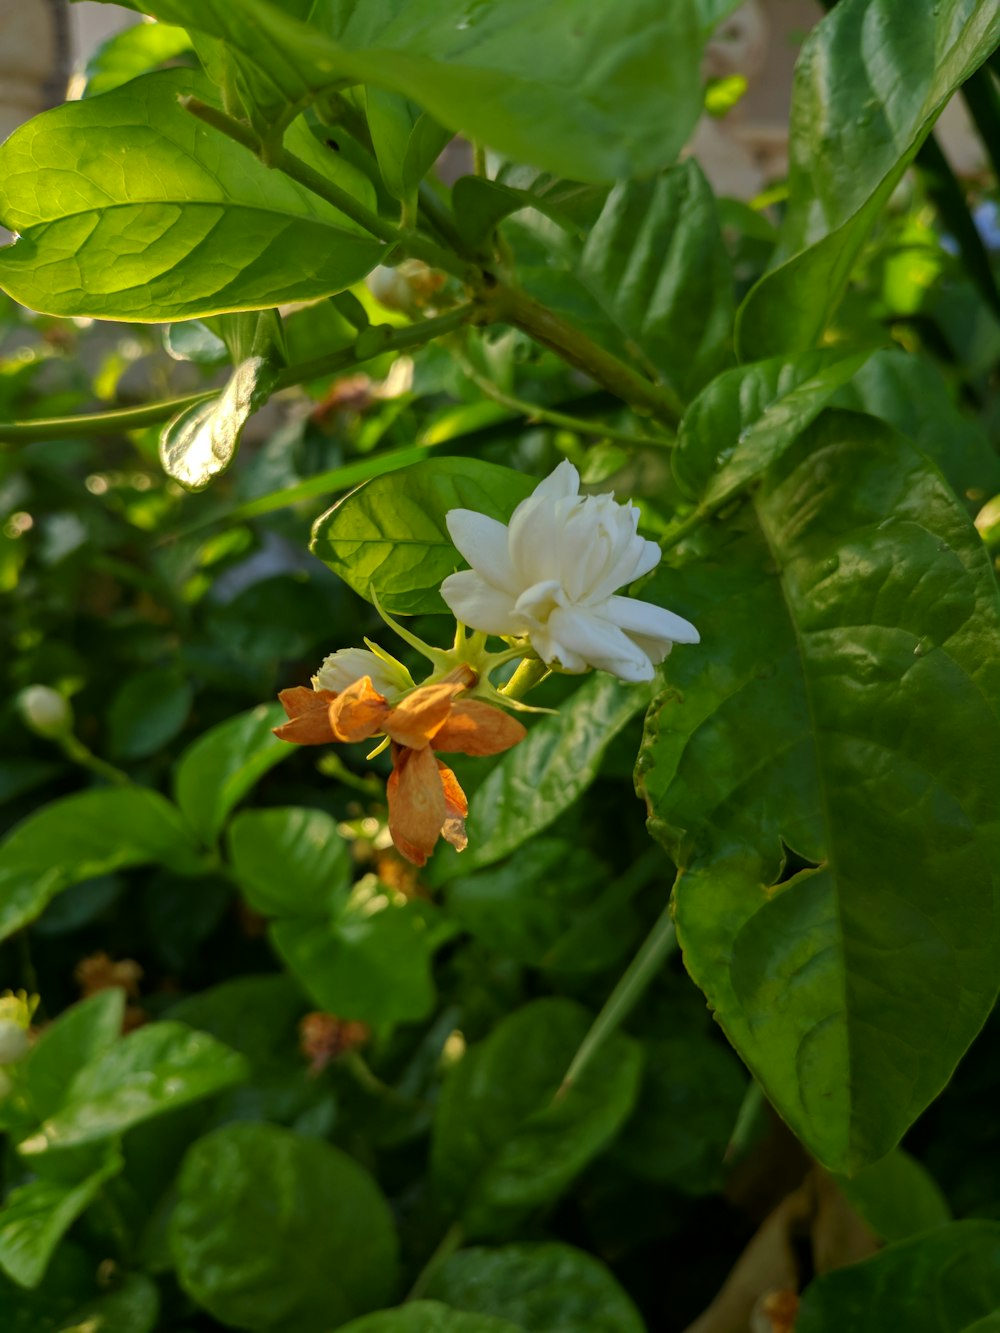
[0,787,201,943]
[445,839,634,973]
[128,0,706,183]
[637,410,1000,1172]
[613,1036,748,1196]
[0,1252,160,1333]
[227,806,352,917]
[673,347,874,504]
[341,1305,523,1333]
[0,69,387,321]
[737,0,1000,357]
[795,1221,1000,1333]
[431,998,642,1237]
[170,1121,398,1332]
[160,355,280,491]
[108,667,193,761]
[164,319,229,364]
[832,348,1000,506]
[835,1149,951,1244]
[427,1242,646,1333]
[0,1149,122,1289]
[173,703,289,845]
[366,89,451,201]
[83,20,192,98]
[435,675,651,882]
[270,891,440,1027]
[21,991,125,1125]
[311,457,535,615]
[19,1022,248,1153]
[578,161,733,399]
[165,973,305,1065]
[451,177,584,252]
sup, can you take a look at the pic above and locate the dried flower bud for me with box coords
[299,1012,370,1074]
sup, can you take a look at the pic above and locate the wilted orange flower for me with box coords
[274,674,526,866]
[299,1011,370,1075]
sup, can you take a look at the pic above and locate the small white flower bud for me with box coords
[365,261,443,313]
[0,1019,29,1065]
[18,685,73,739]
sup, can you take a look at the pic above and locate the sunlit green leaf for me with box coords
[160,355,280,491]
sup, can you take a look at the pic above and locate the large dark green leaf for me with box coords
[795,1221,1000,1332]
[170,1121,398,1331]
[737,1,1000,357]
[0,1250,160,1333]
[0,788,201,943]
[114,0,706,183]
[173,703,289,845]
[20,991,125,1125]
[311,457,535,615]
[160,355,280,491]
[431,998,642,1237]
[0,69,386,320]
[577,161,733,399]
[427,1242,646,1333]
[0,1149,121,1289]
[108,667,193,761]
[341,1305,522,1333]
[434,675,651,882]
[19,1022,248,1154]
[672,347,873,504]
[833,348,1000,506]
[637,411,1000,1173]
[227,806,352,917]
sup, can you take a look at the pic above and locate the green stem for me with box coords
[658,502,713,552]
[180,96,476,284]
[725,1080,767,1164]
[0,305,478,444]
[451,341,673,448]
[406,1221,465,1302]
[486,284,685,428]
[59,735,130,787]
[556,903,678,1100]
[499,657,549,700]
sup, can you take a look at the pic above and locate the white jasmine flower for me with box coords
[440,460,699,683]
[17,685,73,738]
[313,646,414,699]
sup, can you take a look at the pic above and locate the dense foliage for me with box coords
[1,1,1000,1329]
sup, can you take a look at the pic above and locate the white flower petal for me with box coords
[314,647,411,697]
[440,569,522,635]
[529,625,589,674]
[445,510,518,592]
[603,594,700,645]
[526,457,580,505]
[547,606,655,682]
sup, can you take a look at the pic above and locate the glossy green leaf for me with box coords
[0,1149,121,1288]
[431,998,642,1236]
[160,355,280,491]
[19,1022,248,1153]
[836,1148,951,1244]
[737,1,1000,357]
[832,348,1000,506]
[435,675,651,882]
[613,1036,748,1196]
[0,69,387,321]
[672,346,873,503]
[451,177,583,252]
[446,839,634,973]
[578,161,733,398]
[165,973,305,1065]
[366,89,451,201]
[171,1121,398,1332]
[341,1304,523,1333]
[83,20,192,98]
[21,991,125,1125]
[0,787,201,944]
[795,1221,1000,1332]
[311,457,535,615]
[125,0,706,183]
[270,892,440,1027]
[637,411,1000,1172]
[227,806,352,917]
[165,319,229,365]
[427,1242,646,1333]
[173,702,289,845]
[108,667,193,761]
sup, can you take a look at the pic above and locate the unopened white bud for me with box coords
[365,261,443,313]
[18,685,73,739]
